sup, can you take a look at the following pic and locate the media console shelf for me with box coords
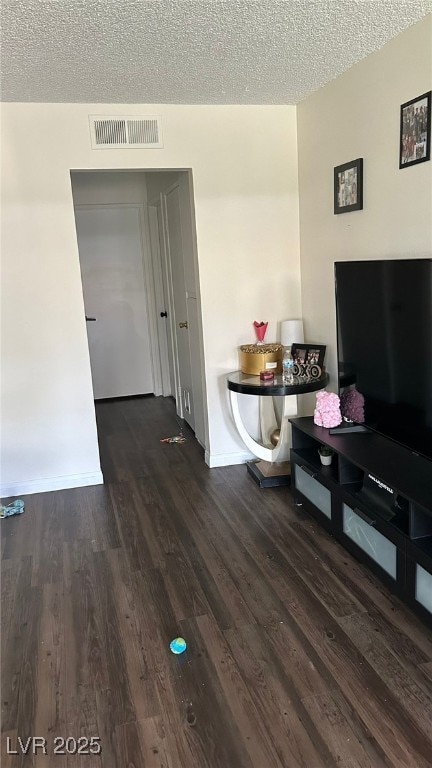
[290,416,432,627]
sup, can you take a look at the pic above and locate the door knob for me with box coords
[179,321,188,329]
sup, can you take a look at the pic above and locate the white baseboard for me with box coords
[205,450,255,468]
[1,470,104,498]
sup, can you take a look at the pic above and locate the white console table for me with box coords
[227,370,329,487]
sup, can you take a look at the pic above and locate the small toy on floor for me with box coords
[0,499,25,519]
[170,637,187,654]
[160,435,187,444]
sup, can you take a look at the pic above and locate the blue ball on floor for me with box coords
[170,637,187,654]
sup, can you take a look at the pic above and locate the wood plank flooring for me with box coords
[2,395,432,767]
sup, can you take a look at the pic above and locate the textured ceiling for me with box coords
[1,1,431,104]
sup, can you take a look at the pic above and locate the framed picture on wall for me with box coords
[334,158,363,214]
[399,91,431,169]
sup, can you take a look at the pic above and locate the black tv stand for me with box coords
[289,416,432,627]
[329,422,369,434]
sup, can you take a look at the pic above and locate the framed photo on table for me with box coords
[291,344,326,377]
[399,91,431,169]
[334,158,363,214]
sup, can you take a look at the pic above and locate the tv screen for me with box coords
[335,259,432,462]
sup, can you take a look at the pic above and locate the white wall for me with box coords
[297,15,432,413]
[1,104,301,492]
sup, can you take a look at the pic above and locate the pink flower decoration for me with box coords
[340,388,365,423]
[314,391,342,428]
[253,321,268,343]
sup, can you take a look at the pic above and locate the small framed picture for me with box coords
[399,91,431,169]
[291,344,326,377]
[334,158,363,214]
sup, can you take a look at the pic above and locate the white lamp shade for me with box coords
[280,319,304,347]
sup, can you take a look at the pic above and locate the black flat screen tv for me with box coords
[335,258,432,462]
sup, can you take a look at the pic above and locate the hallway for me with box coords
[95,395,203,483]
[2,396,432,767]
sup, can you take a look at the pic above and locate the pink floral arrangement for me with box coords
[313,391,342,428]
[253,321,268,343]
[340,388,365,423]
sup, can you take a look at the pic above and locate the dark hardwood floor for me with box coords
[2,395,432,767]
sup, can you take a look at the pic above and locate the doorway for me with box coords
[75,204,154,399]
[71,169,207,457]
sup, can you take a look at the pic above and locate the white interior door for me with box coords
[163,185,195,429]
[155,203,176,398]
[75,205,154,399]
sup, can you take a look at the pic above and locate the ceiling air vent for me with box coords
[89,116,163,149]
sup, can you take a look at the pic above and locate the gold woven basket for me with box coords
[239,343,283,375]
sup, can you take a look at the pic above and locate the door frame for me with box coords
[159,182,184,418]
[148,180,195,422]
[147,201,172,397]
[71,168,208,458]
[148,174,207,443]
[74,202,163,397]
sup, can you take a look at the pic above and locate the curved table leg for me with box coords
[229,389,274,461]
[229,390,298,463]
